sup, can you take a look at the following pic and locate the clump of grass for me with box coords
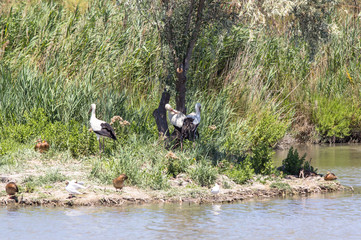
[188,159,218,187]
[90,140,170,190]
[21,169,66,192]
[38,169,67,185]
[270,182,292,193]
[224,158,254,185]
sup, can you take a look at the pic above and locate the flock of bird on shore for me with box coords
[3,102,203,200]
[3,102,338,200]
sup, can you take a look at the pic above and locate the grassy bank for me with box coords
[1,0,360,191]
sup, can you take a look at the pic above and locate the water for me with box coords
[1,144,361,239]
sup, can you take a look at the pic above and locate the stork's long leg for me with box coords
[180,136,183,151]
[102,138,105,152]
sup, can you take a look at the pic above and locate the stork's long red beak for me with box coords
[88,108,92,114]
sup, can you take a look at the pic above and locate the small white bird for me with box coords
[211,183,220,194]
[186,103,201,125]
[165,103,186,128]
[89,103,117,153]
[65,180,87,197]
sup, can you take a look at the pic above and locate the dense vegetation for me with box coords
[0,0,360,189]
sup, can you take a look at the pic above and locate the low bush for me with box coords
[250,142,274,175]
[281,147,305,175]
[188,159,218,187]
[224,158,254,184]
[312,96,356,141]
[281,147,317,176]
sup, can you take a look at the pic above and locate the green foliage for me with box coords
[38,169,67,184]
[303,160,318,175]
[166,158,189,178]
[22,170,66,191]
[0,139,18,156]
[312,96,355,140]
[270,182,292,192]
[281,147,306,175]
[90,141,169,190]
[250,142,274,175]
[188,160,218,187]
[224,105,290,156]
[0,0,361,191]
[224,158,254,185]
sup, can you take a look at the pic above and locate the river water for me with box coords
[1,144,361,239]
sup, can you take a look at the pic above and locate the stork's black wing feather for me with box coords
[94,123,117,140]
[181,118,199,141]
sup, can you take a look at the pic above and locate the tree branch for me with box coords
[163,0,179,67]
[184,0,205,72]
[185,0,195,38]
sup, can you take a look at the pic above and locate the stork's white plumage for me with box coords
[65,180,86,196]
[89,103,117,152]
[165,103,186,128]
[186,103,201,125]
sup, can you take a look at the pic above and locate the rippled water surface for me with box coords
[1,144,361,239]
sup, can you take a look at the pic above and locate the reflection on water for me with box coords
[1,144,361,239]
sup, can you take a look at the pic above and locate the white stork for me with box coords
[186,103,201,125]
[89,103,117,152]
[165,103,186,129]
[165,103,201,150]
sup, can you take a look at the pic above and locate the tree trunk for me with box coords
[175,68,187,114]
[153,90,170,138]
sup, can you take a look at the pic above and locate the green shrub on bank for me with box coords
[0,108,99,156]
[224,158,254,184]
[312,96,355,141]
[281,147,317,176]
[250,142,274,175]
[188,159,218,187]
[282,147,305,175]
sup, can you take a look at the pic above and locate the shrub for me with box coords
[167,158,185,178]
[281,147,306,175]
[250,142,274,175]
[225,158,254,184]
[188,160,217,187]
[312,96,355,140]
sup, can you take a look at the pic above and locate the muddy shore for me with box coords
[0,175,350,207]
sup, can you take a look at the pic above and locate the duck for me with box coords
[89,103,117,153]
[211,183,220,194]
[65,180,86,198]
[35,139,50,153]
[113,174,128,191]
[40,140,50,152]
[324,172,337,181]
[5,182,18,198]
[34,138,42,152]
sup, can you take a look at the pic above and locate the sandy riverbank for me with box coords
[1,174,350,207]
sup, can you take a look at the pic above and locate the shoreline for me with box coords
[1,175,351,207]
